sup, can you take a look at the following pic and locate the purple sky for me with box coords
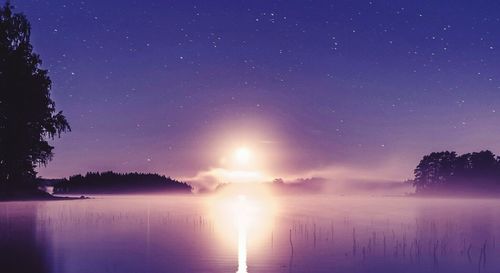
[13,0,500,182]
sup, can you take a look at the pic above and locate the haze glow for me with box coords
[13,0,500,185]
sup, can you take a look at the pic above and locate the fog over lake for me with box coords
[1,194,499,273]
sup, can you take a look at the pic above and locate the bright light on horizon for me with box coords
[234,147,252,166]
[183,126,284,189]
[217,145,269,183]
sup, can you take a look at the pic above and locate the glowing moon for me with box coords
[234,147,252,165]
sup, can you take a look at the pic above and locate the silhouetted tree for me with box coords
[272,178,285,185]
[413,150,500,195]
[413,151,457,193]
[0,3,70,191]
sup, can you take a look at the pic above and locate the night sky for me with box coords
[15,1,500,185]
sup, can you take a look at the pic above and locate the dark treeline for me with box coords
[54,171,192,194]
[412,150,500,195]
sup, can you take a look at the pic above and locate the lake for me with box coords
[1,193,500,273]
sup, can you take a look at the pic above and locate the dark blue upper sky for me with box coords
[14,0,500,182]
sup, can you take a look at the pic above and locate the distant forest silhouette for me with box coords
[412,150,500,195]
[54,171,192,194]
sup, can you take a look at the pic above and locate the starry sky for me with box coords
[15,0,500,183]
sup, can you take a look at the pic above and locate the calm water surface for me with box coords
[1,194,500,273]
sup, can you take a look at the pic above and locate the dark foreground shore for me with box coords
[0,189,87,202]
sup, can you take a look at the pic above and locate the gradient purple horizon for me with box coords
[11,0,500,181]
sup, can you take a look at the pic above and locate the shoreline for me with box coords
[0,195,88,202]
[0,189,89,202]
